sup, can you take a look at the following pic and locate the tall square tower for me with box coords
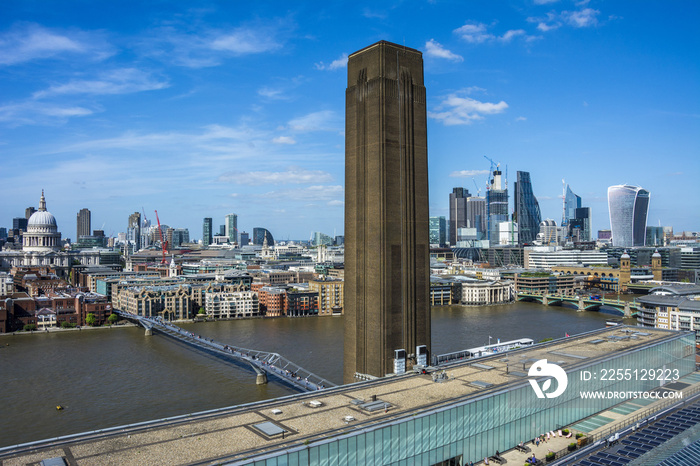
[344,41,430,383]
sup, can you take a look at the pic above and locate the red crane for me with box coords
[154,210,168,264]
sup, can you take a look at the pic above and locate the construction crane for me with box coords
[472,177,482,197]
[483,155,499,174]
[154,210,168,265]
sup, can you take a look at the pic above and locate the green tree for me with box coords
[85,313,97,326]
[198,307,206,315]
[108,313,119,325]
[61,321,77,329]
[23,324,37,331]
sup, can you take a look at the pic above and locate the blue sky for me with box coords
[1,1,698,242]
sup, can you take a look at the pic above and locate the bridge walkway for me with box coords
[115,310,335,393]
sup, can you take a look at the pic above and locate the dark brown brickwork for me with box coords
[344,41,431,382]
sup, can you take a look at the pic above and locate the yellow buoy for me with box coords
[56,405,64,411]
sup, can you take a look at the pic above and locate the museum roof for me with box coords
[0,326,690,465]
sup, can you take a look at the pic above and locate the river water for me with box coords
[0,302,632,448]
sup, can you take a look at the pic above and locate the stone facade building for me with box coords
[205,291,259,319]
[0,192,100,278]
[309,277,343,316]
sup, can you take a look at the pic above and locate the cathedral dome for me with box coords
[28,210,58,228]
[23,190,61,252]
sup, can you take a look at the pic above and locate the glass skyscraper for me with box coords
[429,216,447,247]
[608,184,650,247]
[253,227,274,246]
[225,213,238,244]
[571,207,591,242]
[202,217,212,246]
[513,171,541,245]
[563,184,581,226]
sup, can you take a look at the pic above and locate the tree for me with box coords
[85,313,97,326]
[198,307,206,315]
[23,324,37,332]
[108,313,119,325]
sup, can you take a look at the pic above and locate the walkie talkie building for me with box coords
[607,185,650,247]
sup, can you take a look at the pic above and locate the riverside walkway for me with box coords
[114,310,335,393]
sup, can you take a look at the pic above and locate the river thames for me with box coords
[0,302,633,448]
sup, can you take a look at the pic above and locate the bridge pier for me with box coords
[145,328,152,336]
[542,296,548,306]
[624,302,632,318]
[578,297,585,312]
[250,362,268,385]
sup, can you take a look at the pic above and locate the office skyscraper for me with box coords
[486,169,508,243]
[202,217,213,246]
[466,196,486,238]
[429,216,447,247]
[344,41,430,383]
[13,217,28,232]
[563,184,581,227]
[571,207,591,242]
[76,208,91,239]
[127,212,141,251]
[252,227,274,246]
[513,171,541,245]
[449,188,469,246]
[240,232,250,246]
[225,213,238,244]
[608,185,650,247]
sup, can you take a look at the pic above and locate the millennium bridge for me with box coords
[114,310,336,393]
[516,292,640,317]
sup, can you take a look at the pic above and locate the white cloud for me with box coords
[315,53,348,71]
[500,30,526,42]
[0,23,113,66]
[258,87,286,99]
[139,23,286,68]
[449,169,490,177]
[563,8,600,27]
[218,167,334,185]
[288,110,338,132]
[424,39,463,62]
[516,116,527,122]
[273,136,296,144]
[33,68,169,98]
[528,8,600,32]
[0,101,94,125]
[429,90,508,125]
[533,0,559,4]
[210,27,281,54]
[454,22,494,43]
[454,22,536,44]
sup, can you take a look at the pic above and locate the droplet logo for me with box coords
[528,359,568,399]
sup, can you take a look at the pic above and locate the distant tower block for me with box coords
[344,41,431,383]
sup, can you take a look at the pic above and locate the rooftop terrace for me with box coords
[0,326,691,465]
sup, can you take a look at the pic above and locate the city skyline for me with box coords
[1,1,698,240]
